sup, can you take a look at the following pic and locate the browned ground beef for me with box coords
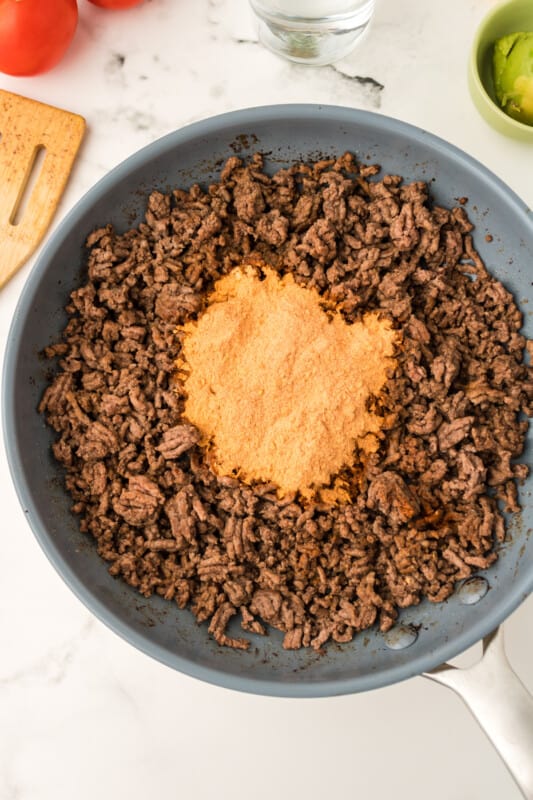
[39,152,533,651]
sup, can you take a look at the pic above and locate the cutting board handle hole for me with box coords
[10,144,47,227]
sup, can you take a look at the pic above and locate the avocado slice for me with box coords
[493,32,533,125]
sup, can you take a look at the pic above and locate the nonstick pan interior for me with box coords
[4,105,533,697]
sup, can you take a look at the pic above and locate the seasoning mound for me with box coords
[179,265,397,497]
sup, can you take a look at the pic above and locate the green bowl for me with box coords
[468,0,533,141]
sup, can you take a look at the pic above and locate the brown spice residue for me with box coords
[178,266,398,497]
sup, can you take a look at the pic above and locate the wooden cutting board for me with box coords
[0,90,86,289]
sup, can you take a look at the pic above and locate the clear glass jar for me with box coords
[249,0,375,66]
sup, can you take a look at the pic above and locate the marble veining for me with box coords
[327,64,384,107]
[0,618,95,688]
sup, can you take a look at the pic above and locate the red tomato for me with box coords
[0,0,78,76]
[88,0,143,7]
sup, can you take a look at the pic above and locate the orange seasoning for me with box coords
[177,265,398,498]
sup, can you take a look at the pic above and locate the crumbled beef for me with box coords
[155,283,203,324]
[367,472,420,524]
[40,152,533,652]
[437,417,475,450]
[113,475,164,526]
[256,210,289,246]
[156,425,200,459]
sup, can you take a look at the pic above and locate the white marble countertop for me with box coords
[1,1,532,798]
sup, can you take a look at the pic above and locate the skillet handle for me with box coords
[423,626,533,800]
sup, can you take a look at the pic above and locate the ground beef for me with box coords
[39,152,533,651]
